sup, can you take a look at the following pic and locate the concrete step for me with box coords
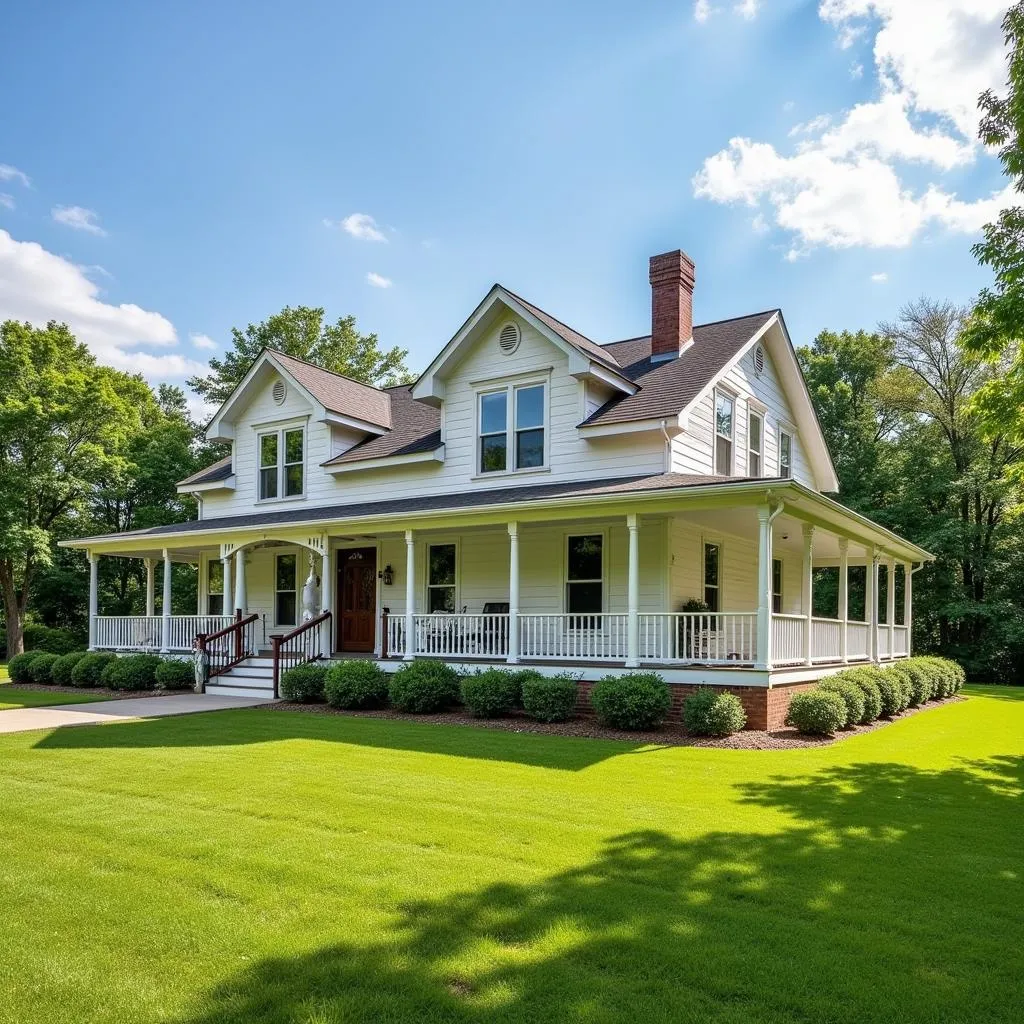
[206,682,275,699]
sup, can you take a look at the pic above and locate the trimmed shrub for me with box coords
[902,659,934,705]
[590,672,672,730]
[388,660,461,713]
[682,687,747,737]
[71,652,116,688]
[842,668,884,723]
[101,653,162,691]
[280,662,329,703]
[918,656,965,697]
[51,651,88,687]
[155,658,196,691]
[7,651,45,684]
[874,671,906,717]
[324,660,389,709]
[521,673,577,722]
[818,678,866,729]
[786,688,847,736]
[23,624,82,655]
[27,652,60,685]
[460,669,523,718]
[887,664,915,708]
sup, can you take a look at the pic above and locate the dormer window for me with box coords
[258,426,305,500]
[478,381,547,474]
[778,429,793,479]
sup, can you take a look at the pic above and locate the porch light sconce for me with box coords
[378,564,395,586]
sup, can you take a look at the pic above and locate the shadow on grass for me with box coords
[174,756,1024,1024]
[31,708,655,771]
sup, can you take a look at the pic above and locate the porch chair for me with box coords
[472,602,509,657]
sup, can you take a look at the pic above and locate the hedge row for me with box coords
[5,649,196,691]
[279,661,748,735]
[786,656,965,736]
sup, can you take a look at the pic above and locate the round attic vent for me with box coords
[272,379,287,405]
[753,345,765,377]
[498,322,521,355]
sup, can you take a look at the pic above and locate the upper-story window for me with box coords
[258,426,304,500]
[478,382,546,474]
[714,392,734,475]
[778,429,793,479]
[748,410,763,477]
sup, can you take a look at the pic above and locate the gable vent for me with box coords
[498,322,521,355]
[272,379,287,405]
[753,345,765,377]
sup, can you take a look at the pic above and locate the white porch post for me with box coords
[196,555,204,615]
[221,553,232,617]
[904,562,913,657]
[755,505,773,671]
[507,522,520,665]
[321,548,333,654]
[838,538,849,664]
[801,523,814,666]
[404,530,415,661]
[88,553,99,650]
[144,558,156,618]
[233,549,247,616]
[161,549,172,653]
[866,546,878,662]
[885,556,896,661]
[626,514,640,668]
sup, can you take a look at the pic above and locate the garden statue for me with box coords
[192,638,208,693]
[301,554,321,622]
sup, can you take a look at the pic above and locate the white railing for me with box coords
[771,614,805,666]
[811,617,842,663]
[386,614,406,658]
[877,626,891,659]
[847,621,870,661]
[520,614,628,661]
[412,614,509,659]
[637,612,757,664]
[893,624,910,657]
[93,615,232,651]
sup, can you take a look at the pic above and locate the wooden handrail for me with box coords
[202,611,259,643]
[271,611,332,697]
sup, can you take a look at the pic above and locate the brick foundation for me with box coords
[576,679,821,732]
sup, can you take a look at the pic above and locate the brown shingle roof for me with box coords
[176,455,233,488]
[323,386,442,466]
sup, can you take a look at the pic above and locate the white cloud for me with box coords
[340,213,387,242]
[190,332,217,350]
[0,229,204,380]
[735,0,759,19]
[0,194,13,210]
[366,272,393,288]
[751,213,770,235]
[850,62,864,79]
[694,0,714,22]
[870,271,888,283]
[52,205,107,236]
[0,164,30,188]
[694,0,1011,252]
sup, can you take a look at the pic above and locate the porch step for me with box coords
[206,682,275,699]
[206,657,276,699]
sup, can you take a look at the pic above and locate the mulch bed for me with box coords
[2,682,191,701]
[263,696,964,750]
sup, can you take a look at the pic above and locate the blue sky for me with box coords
[0,0,1010,403]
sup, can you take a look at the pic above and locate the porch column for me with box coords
[885,556,896,661]
[88,553,99,650]
[144,558,156,618]
[838,538,849,664]
[233,549,247,615]
[801,524,814,666]
[866,546,878,662]
[321,548,333,655]
[507,522,520,664]
[626,514,640,668]
[404,530,415,661]
[755,505,773,671]
[161,549,172,653]
[221,553,232,618]
[904,562,913,657]
[196,555,204,615]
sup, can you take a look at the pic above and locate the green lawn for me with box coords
[0,687,1020,1024]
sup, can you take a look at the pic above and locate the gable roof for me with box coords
[322,385,441,466]
[176,455,233,488]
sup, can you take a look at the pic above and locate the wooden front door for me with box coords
[337,548,377,652]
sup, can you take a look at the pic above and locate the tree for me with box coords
[0,321,143,656]
[187,306,413,405]
[961,2,1024,450]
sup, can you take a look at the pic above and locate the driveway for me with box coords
[0,693,275,735]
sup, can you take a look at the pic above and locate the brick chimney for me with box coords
[649,249,696,361]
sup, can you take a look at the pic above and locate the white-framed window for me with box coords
[478,381,547,474]
[207,559,224,616]
[778,429,793,479]
[703,541,721,612]
[748,410,764,477]
[772,557,783,614]
[275,553,297,626]
[427,543,457,612]
[566,533,604,619]
[714,391,734,475]
[258,426,304,500]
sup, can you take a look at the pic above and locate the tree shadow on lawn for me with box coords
[31,708,662,771]
[174,755,1023,1024]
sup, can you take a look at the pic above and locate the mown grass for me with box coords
[0,685,1020,1024]
[0,686,113,710]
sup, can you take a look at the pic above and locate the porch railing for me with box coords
[637,612,757,664]
[877,626,891,659]
[520,613,628,661]
[811,617,842,664]
[271,611,332,697]
[847,621,870,661]
[893,624,910,657]
[771,614,805,665]
[95,614,233,651]
[197,613,259,679]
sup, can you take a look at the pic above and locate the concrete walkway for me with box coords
[0,693,275,735]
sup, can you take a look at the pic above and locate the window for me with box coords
[703,542,720,612]
[748,411,763,477]
[427,544,457,612]
[566,534,603,620]
[714,392,734,474]
[772,557,783,614]
[478,382,546,473]
[258,427,304,500]
[276,553,297,626]
[207,559,224,616]
[779,430,793,479]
